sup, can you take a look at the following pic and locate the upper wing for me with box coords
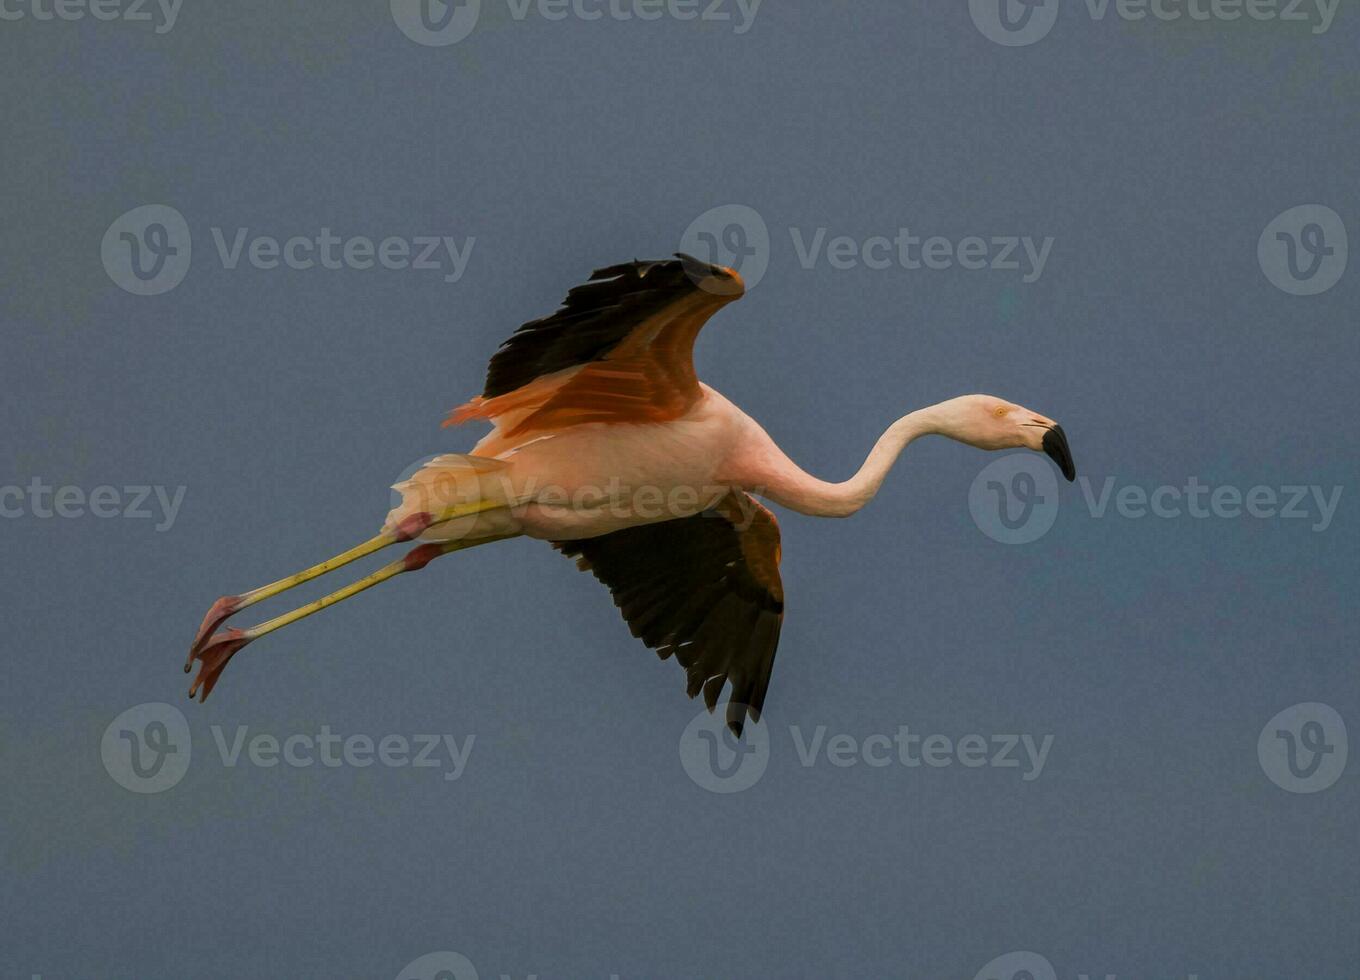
[554,492,783,737]
[447,253,743,438]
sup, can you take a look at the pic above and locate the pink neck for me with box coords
[748,408,937,518]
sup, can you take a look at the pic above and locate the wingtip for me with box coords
[675,252,745,298]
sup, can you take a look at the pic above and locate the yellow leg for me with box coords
[188,498,504,659]
[187,532,512,702]
[244,538,467,639]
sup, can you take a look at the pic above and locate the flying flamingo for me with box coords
[186,254,1075,735]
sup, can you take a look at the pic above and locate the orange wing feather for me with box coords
[446,255,743,437]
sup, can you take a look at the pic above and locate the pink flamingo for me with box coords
[186,254,1075,735]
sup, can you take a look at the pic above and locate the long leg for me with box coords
[187,500,503,660]
[186,533,513,702]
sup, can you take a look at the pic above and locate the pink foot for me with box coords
[186,628,253,703]
[187,595,244,667]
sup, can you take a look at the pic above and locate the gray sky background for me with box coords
[2,3,1357,978]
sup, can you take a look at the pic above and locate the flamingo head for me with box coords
[930,394,1076,481]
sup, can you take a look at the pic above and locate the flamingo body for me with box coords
[393,384,758,543]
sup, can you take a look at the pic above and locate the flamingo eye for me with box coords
[993,406,1009,418]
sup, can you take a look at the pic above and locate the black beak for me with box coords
[1042,425,1076,482]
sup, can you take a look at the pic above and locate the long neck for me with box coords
[748,407,938,518]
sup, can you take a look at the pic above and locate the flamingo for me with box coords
[185,253,1075,735]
